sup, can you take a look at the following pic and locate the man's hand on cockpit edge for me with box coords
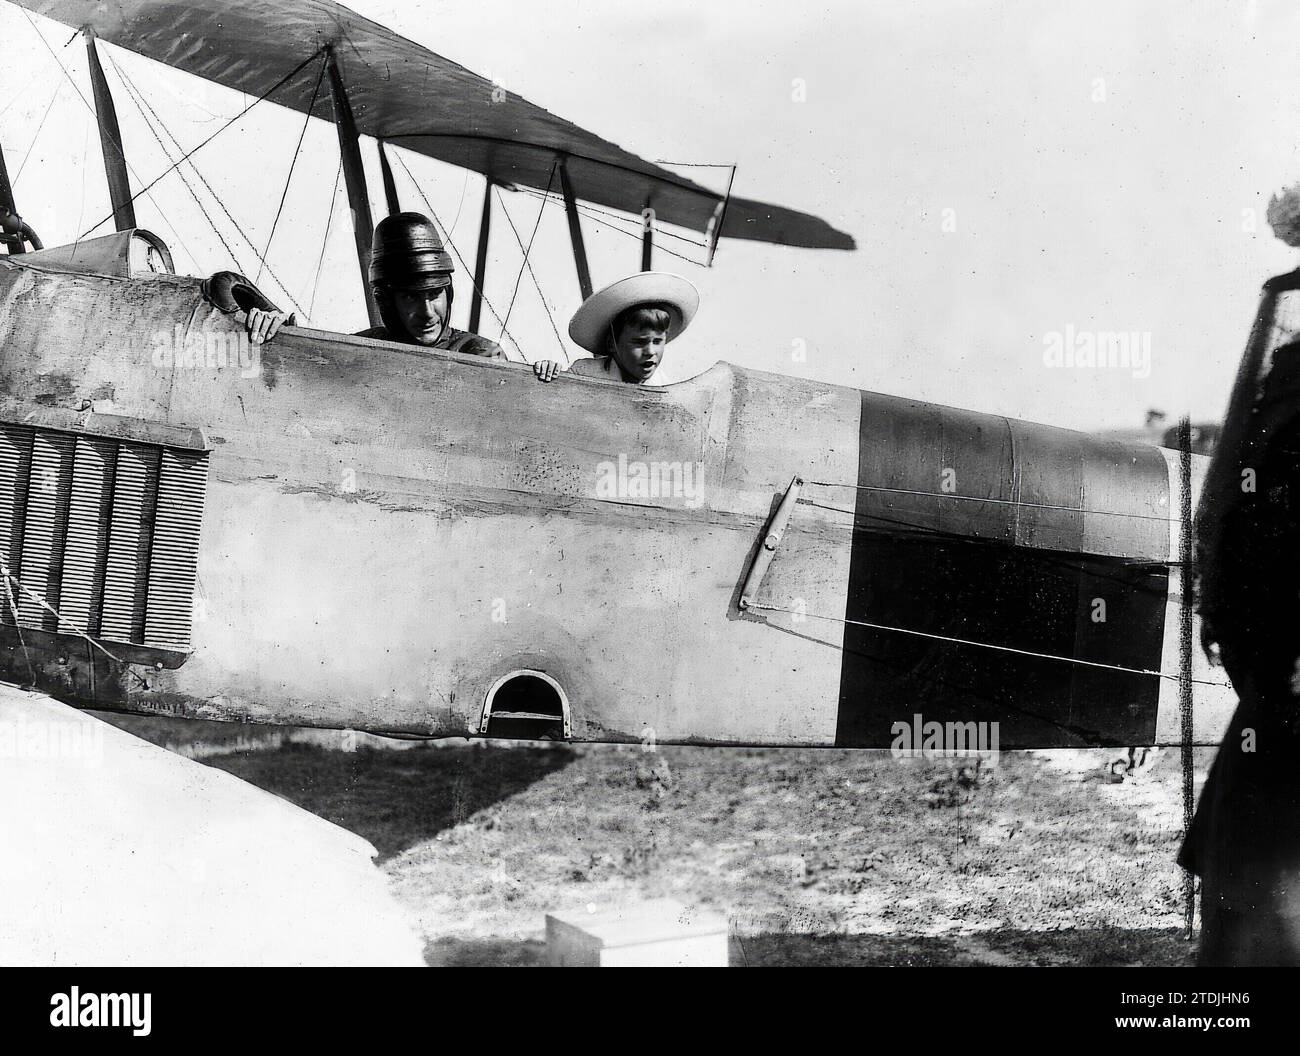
[245,308,293,345]
[533,360,562,382]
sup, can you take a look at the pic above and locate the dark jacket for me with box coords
[1179,659,1300,966]
[1180,417,1300,965]
[354,324,505,359]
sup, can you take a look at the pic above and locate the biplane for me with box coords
[0,0,1237,754]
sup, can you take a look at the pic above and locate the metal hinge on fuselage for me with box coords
[738,475,804,611]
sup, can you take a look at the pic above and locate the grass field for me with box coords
[110,719,1210,967]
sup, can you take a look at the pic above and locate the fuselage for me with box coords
[0,244,1235,747]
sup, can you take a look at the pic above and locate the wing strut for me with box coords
[704,165,736,268]
[0,141,14,220]
[84,29,137,232]
[641,200,654,271]
[377,139,401,216]
[558,158,593,300]
[0,140,26,255]
[469,177,493,334]
[325,47,380,328]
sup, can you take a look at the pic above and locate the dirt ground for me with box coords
[103,714,1213,967]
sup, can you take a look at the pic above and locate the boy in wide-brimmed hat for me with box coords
[532,272,699,384]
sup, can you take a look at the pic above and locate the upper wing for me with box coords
[15,0,856,251]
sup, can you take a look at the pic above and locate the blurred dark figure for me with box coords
[1184,270,1300,965]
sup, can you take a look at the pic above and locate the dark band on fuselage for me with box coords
[834,392,1170,749]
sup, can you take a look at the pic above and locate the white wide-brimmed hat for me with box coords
[568,272,700,354]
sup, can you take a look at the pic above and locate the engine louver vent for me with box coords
[0,418,208,658]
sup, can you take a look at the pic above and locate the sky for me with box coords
[2,0,1299,431]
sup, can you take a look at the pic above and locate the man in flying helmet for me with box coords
[245,212,503,359]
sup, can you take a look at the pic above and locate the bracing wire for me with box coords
[72,110,90,240]
[495,163,554,335]
[566,195,709,249]
[389,147,529,361]
[799,498,1176,605]
[516,185,706,267]
[106,50,307,316]
[308,157,344,320]
[744,601,1230,689]
[494,184,570,364]
[257,53,328,286]
[802,477,1182,524]
[74,38,324,239]
[650,159,737,169]
[579,200,710,249]
[512,179,711,248]
[517,183,709,254]
[0,27,72,121]
[493,164,570,363]
[20,12,196,266]
[104,51,246,279]
[447,165,471,234]
[12,78,63,185]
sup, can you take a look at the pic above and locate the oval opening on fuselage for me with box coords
[480,669,570,740]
